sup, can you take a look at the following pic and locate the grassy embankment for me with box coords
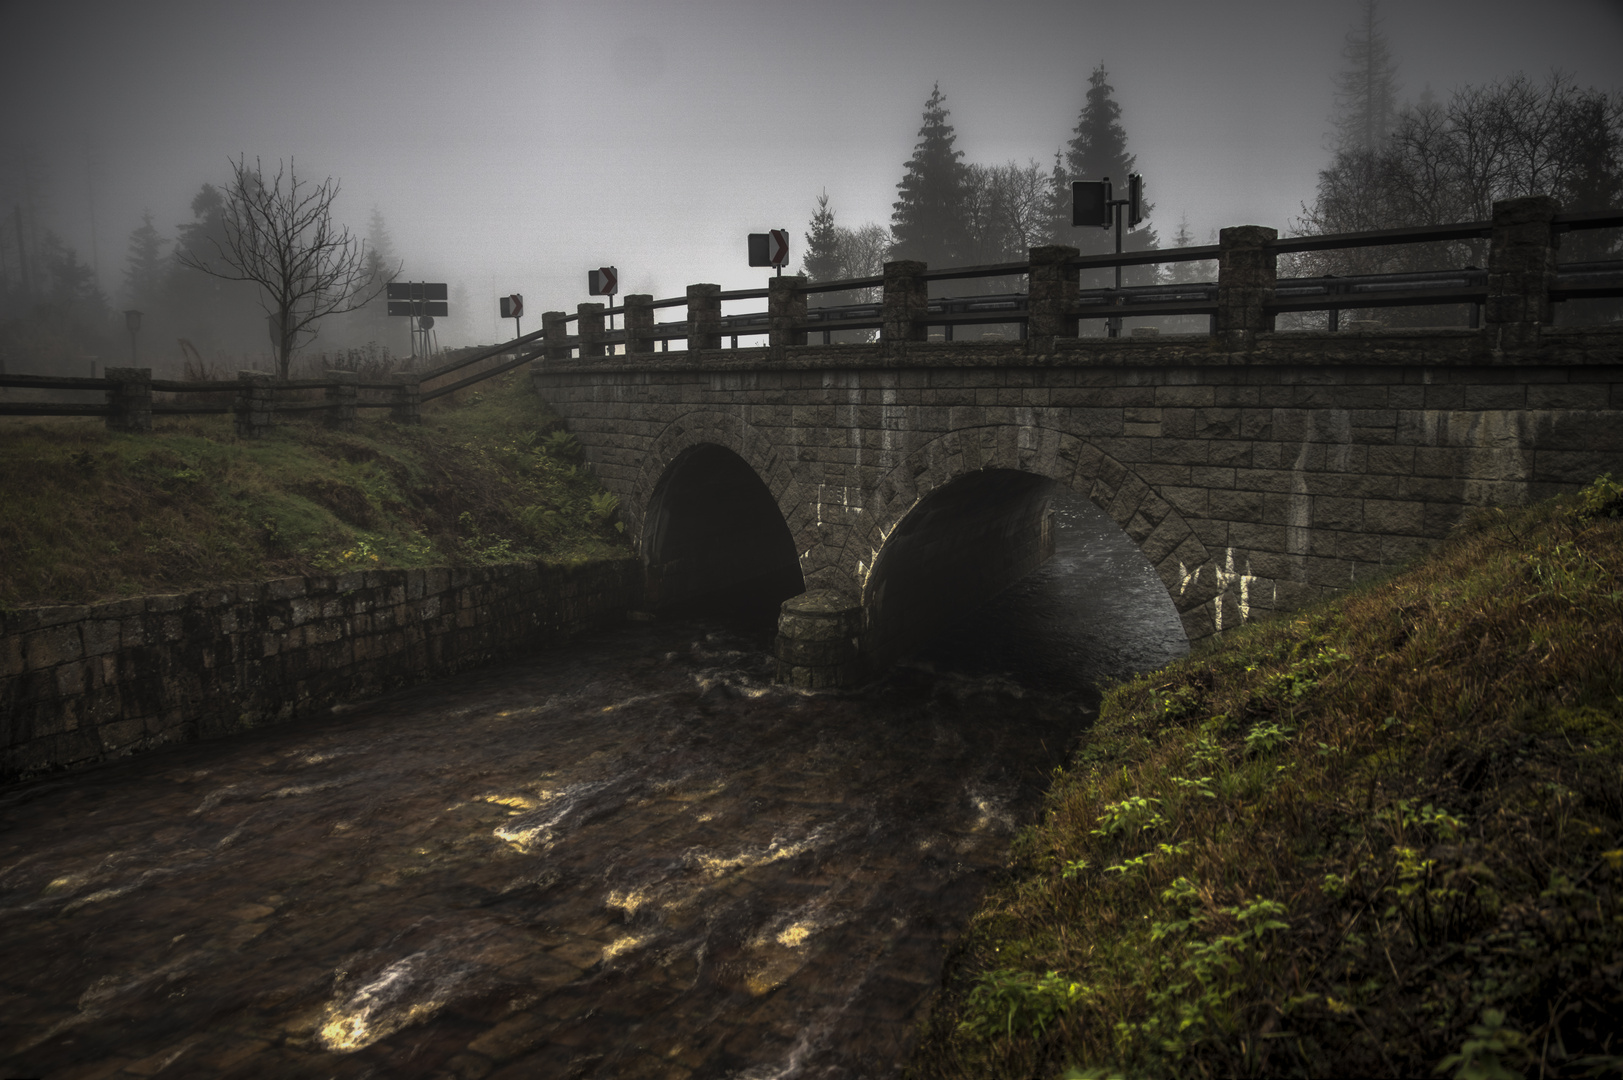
[910,476,1623,1080]
[0,370,630,609]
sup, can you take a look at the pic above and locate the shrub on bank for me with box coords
[910,476,1623,1079]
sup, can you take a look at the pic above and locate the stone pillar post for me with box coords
[1214,225,1278,346]
[324,370,357,431]
[769,275,808,347]
[103,367,152,433]
[1027,245,1080,341]
[882,260,928,345]
[390,374,421,424]
[577,303,605,358]
[623,293,655,354]
[687,284,721,351]
[1485,194,1558,351]
[774,590,865,690]
[234,371,274,438]
[542,311,571,360]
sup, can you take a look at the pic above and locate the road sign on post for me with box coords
[1073,173,1149,339]
[588,267,617,296]
[748,230,790,275]
[500,293,523,337]
[1072,181,1111,228]
[386,282,450,358]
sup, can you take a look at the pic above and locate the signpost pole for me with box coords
[1112,204,1123,339]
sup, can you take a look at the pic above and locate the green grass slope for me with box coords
[0,373,630,608]
[909,476,1623,1080]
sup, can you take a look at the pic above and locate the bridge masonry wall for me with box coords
[534,325,1623,646]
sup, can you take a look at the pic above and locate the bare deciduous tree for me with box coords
[179,156,390,380]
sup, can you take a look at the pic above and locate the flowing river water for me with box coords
[0,493,1187,1080]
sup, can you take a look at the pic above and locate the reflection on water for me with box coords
[0,491,1185,1079]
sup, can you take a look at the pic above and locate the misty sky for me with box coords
[5,0,1621,346]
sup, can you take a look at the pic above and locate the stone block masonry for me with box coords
[535,325,1623,665]
[0,558,641,782]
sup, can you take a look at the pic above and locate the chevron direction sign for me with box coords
[748,230,789,268]
[588,267,618,296]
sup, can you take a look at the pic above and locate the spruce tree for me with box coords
[1332,0,1399,154]
[122,211,167,311]
[890,83,971,269]
[1049,65,1158,280]
[802,190,842,282]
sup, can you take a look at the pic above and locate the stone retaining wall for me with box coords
[0,558,641,782]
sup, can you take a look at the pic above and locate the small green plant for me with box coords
[1575,472,1623,521]
[587,491,621,531]
[541,429,581,461]
[1432,1009,1529,1080]
[1091,796,1165,839]
[1243,720,1294,756]
[958,969,1087,1041]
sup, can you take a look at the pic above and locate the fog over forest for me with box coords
[1,0,1619,377]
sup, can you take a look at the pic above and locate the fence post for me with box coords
[1485,194,1557,351]
[769,275,808,348]
[234,371,274,438]
[542,311,571,360]
[882,260,928,346]
[1028,246,1080,341]
[687,284,721,350]
[103,367,152,433]
[390,373,421,424]
[624,293,655,354]
[1215,226,1277,346]
[324,370,357,431]
[577,303,605,358]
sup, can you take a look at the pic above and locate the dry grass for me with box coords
[0,372,629,608]
[909,476,1623,1080]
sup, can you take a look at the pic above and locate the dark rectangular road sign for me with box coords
[386,282,448,301]
[387,301,449,316]
[1072,181,1111,228]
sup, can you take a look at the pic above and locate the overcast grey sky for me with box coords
[5,0,1621,345]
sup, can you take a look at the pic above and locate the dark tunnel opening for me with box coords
[863,469,1057,674]
[642,444,805,633]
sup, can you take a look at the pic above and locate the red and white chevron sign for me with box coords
[769,229,789,267]
[589,267,618,296]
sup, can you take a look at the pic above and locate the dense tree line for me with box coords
[800,65,1163,332]
[1293,0,1621,325]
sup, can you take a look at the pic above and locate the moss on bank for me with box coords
[0,372,629,608]
[909,476,1623,1080]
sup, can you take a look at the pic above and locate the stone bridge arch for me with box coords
[630,410,805,615]
[828,422,1220,675]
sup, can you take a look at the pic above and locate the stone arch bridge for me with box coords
[528,197,1623,686]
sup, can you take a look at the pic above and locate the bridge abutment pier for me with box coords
[774,590,865,690]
